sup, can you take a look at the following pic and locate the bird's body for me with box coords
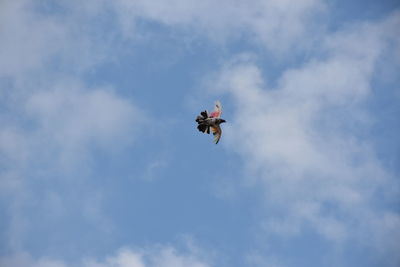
[195,101,226,144]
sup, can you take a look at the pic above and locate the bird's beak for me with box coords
[221,119,226,123]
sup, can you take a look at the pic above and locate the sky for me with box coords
[0,0,399,266]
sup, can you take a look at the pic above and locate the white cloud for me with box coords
[0,252,67,267]
[0,0,61,77]
[212,10,400,262]
[149,246,210,267]
[0,0,327,68]
[0,0,112,80]
[0,245,212,267]
[86,246,212,267]
[85,249,145,267]
[0,0,142,161]
[0,84,142,251]
[26,84,140,153]
[112,0,325,52]
[1,81,142,173]
[0,80,146,250]
[0,0,147,253]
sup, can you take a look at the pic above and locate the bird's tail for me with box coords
[195,110,209,123]
[196,110,210,134]
[197,124,207,133]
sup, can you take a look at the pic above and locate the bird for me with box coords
[195,101,226,144]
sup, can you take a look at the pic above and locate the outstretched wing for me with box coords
[209,101,222,118]
[210,125,222,144]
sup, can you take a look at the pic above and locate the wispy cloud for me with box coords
[0,0,113,80]
[0,0,147,253]
[213,10,400,264]
[1,244,212,267]
[111,0,325,52]
[86,245,211,267]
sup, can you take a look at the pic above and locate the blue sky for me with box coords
[0,0,399,266]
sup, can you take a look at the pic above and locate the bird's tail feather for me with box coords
[196,110,208,123]
[200,110,208,118]
[197,124,207,133]
[195,115,204,123]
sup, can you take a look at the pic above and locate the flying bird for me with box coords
[195,101,226,144]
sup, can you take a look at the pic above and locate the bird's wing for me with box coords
[211,125,222,144]
[209,101,222,118]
